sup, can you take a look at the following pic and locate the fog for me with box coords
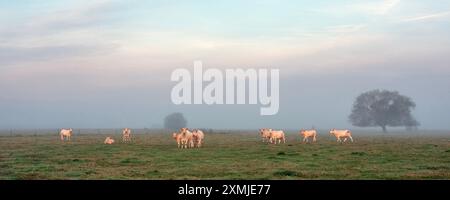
[1,1,450,131]
[1,66,449,131]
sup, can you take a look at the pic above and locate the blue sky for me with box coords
[0,0,449,130]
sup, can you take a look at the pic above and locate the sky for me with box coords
[0,0,449,130]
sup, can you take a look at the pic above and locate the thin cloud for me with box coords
[0,0,122,66]
[313,0,400,16]
[399,11,450,22]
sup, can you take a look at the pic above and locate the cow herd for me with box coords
[59,127,354,148]
[260,128,354,144]
[172,128,205,148]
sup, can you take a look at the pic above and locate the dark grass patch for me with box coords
[351,152,367,156]
[120,158,145,164]
[146,170,160,176]
[419,165,450,170]
[423,144,439,148]
[273,170,298,177]
[56,158,87,164]
[277,151,286,156]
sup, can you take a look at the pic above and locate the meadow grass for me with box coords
[0,131,449,180]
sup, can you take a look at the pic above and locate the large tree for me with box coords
[349,89,419,133]
[164,112,187,130]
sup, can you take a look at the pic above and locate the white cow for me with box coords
[259,128,272,143]
[122,128,132,142]
[300,129,317,143]
[329,129,354,143]
[269,129,286,144]
[60,128,73,141]
[192,129,205,148]
[172,132,183,148]
[104,137,115,144]
[179,128,194,148]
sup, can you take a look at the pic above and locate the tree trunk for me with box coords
[381,125,387,133]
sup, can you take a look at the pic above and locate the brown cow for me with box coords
[299,129,317,143]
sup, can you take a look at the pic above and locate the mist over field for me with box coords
[1,0,450,131]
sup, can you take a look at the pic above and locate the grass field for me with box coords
[0,131,449,180]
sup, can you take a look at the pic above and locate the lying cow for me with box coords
[192,129,205,148]
[122,128,132,142]
[104,137,115,145]
[269,129,286,144]
[299,129,317,143]
[329,129,354,143]
[60,128,73,141]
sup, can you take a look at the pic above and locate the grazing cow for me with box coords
[60,128,73,141]
[192,129,205,148]
[179,128,194,148]
[269,129,286,144]
[299,129,317,143]
[259,128,271,142]
[104,137,115,144]
[329,129,354,143]
[122,128,132,142]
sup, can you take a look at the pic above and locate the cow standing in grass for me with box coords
[269,129,286,144]
[179,128,194,148]
[172,132,183,148]
[259,128,271,143]
[192,129,205,148]
[330,129,354,143]
[60,128,73,141]
[122,128,132,142]
[300,129,317,143]
[104,137,115,144]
